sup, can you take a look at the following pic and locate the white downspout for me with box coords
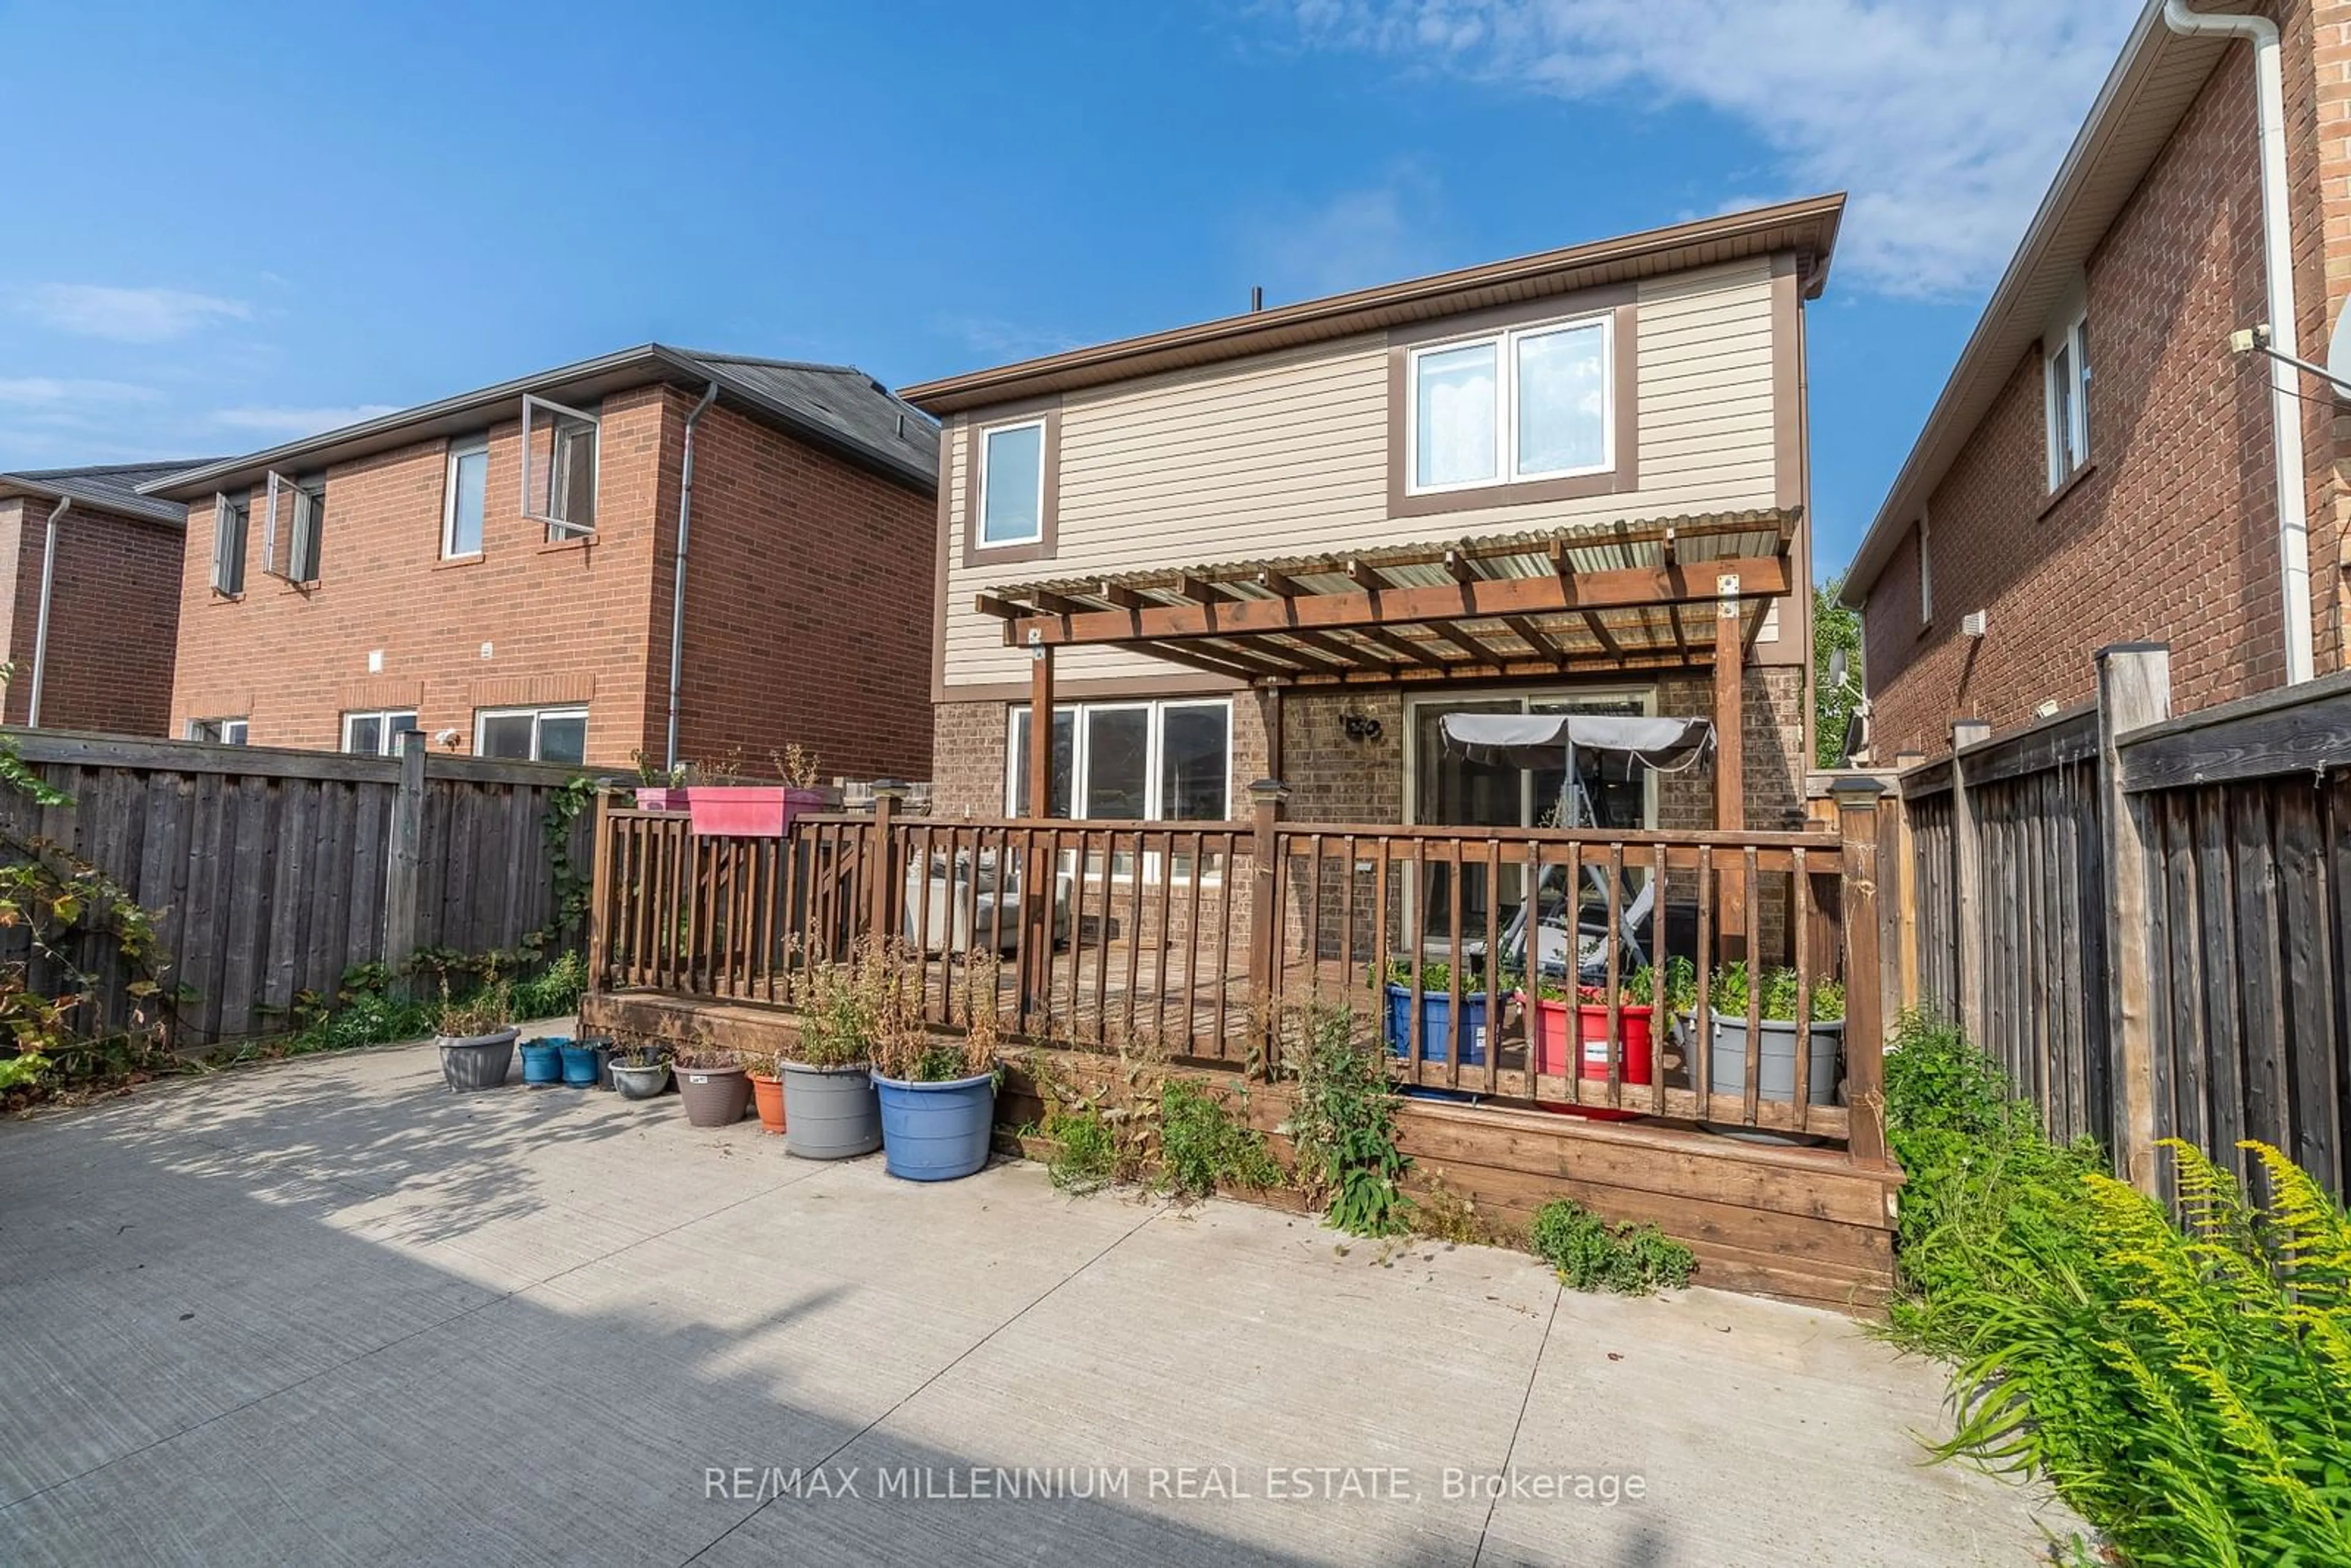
[26,495,66,727]
[2164,1,2314,683]
[664,381,722,773]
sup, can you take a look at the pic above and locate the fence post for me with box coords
[868,781,906,948]
[1247,778,1289,1078]
[383,729,427,999]
[586,785,617,994]
[1892,749,1925,1015]
[2096,643,2171,1195]
[1949,718,1991,1049]
[1833,776,1890,1167]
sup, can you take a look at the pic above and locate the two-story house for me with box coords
[902,197,1841,959]
[143,346,939,779]
[0,460,209,735]
[1843,0,2351,759]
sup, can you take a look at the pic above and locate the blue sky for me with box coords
[0,0,2139,576]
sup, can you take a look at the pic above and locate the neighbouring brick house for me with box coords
[1845,0,2351,759]
[0,461,209,735]
[143,347,938,779]
[902,198,1839,958]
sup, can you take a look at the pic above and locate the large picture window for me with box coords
[1005,698,1232,878]
[1408,313,1612,495]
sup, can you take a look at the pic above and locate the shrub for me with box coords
[1528,1198,1694,1294]
[511,949,586,1019]
[1157,1078,1281,1199]
[1282,1006,1412,1237]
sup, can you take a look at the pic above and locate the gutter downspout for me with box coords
[664,381,722,773]
[26,495,66,727]
[2164,1,2315,683]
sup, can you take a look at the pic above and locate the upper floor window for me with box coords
[476,703,587,764]
[443,436,489,558]
[522,394,598,540]
[978,419,1046,547]
[211,490,250,595]
[342,708,420,757]
[1916,512,1934,627]
[2045,311,2090,490]
[263,470,324,585]
[187,716,247,745]
[1409,313,1612,495]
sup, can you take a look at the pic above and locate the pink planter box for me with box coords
[635,787,689,812]
[684,786,830,837]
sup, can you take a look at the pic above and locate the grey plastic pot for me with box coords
[437,1027,517,1092]
[781,1061,882,1159]
[611,1061,671,1101]
[1703,1013,1843,1144]
[677,1063,751,1127]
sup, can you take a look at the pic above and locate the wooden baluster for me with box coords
[1742,844,1763,1128]
[1649,842,1668,1116]
[1605,842,1624,1108]
[1305,833,1325,1009]
[1483,835,1501,1098]
[1125,830,1146,1047]
[1793,845,1813,1137]
[1524,838,1544,1097]
[1093,828,1115,1047]
[1695,845,1714,1121]
[1184,829,1205,1055]
[1446,839,1465,1092]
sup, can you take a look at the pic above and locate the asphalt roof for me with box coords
[0,459,219,526]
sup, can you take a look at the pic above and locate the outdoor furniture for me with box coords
[902,847,1071,955]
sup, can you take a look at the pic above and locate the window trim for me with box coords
[473,703,589,763]
[1916,511,1934,631]
[441,435,490,560]
[340,708,420,757]
[2044,310,2090,492]
[977,418,1048,547]
[960,399,1062,567]
[186,716,248,745]
[520,394,600,540]
[1404,312,1616,498]
[1003,697,1234,879]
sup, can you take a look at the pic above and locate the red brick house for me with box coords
[143,347,938,778]
[1845,0,2351,759]
[0,460,208,735]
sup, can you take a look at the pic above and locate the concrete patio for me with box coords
[0,1037,2069,1566]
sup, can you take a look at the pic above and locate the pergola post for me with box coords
[1713,577,1747,959]
[1024,641,1055,1011]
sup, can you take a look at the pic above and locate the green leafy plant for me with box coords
[868,946,1000,1083]
[433,975,512,1038]
[511,948,586,1019]
[630,749,685,787]
[1529,1198,1695,1294]
[1044,1101,1122,1193]
[1282,1005,1412,1237]
[1158,1078,1281,1198]
[1704,962,1842,1022]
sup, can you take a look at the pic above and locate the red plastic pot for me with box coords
[1520,992,1654,1120]
[683,786,828,837]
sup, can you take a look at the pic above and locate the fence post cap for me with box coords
[869,778,911,801]
[2094,640,2170,663]
[1828,775,1886,805]
[1246,778,1292,803]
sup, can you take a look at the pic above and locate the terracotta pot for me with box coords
[749,1071,787,1135]
[677,1063,751,1127]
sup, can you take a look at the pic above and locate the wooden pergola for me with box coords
[977,506,1798,848]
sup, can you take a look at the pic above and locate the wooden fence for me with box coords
[1895,648,2351,1197]
[0,728,593,1049]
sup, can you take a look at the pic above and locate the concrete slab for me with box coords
[0,1038,2072,1566]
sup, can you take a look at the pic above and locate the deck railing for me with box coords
[588,781,1890,1160]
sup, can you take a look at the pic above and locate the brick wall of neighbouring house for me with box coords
[1862,0,2347,760]
[0,499,181,734]
[653,393,936,783]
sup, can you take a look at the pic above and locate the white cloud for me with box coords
[1278,0,2136,297]
[16,283,252,342]
[209,404,400,436]
[0,377,159,405]
[1251,166,1453,301]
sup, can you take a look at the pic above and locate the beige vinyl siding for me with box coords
[945,258,1781,688]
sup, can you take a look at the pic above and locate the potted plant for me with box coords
[1702,963,1845,1138]
[558,1038,601,1087]
[519,1034,567,1086]
[869,956,1000,1182]
[1378,958,1488,1067]
[682,743,834,838]
[779,943,885,1160]
[610,1041,672,1101]
[434,983,517,1092]
[1517,966,1662,1120]
[631,750,689,813]
[743,1050,787,1136]
[579,1033,618,1090]
[675,1038,751,1127]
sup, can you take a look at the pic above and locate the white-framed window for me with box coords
[1408,312,1613,495]
[211,490,250,594]
[443,435,490,558]
[1005,698,1232,879]
[2045,310,2090,490]
[342,709,420,757]
[475,704,588,764]
[262,470,324,584]
[977,418,1046,546]
[1916,511,1934,626]
[521,394,598,540]
[186,716,247,745]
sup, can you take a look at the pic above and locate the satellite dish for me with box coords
[2325,301,2351,396]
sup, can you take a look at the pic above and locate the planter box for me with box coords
[683,786,830,838]
[872,1069,995,1181]
[437,1027,517,1092]
[1705,1014,1843,1107]
[634,787,689,812]
[1382,983,1488,1067]
[783,1061,882,1160]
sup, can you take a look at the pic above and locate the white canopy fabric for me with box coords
[1437,712,1716,773]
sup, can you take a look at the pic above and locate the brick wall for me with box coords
[1863,0,2349,759]
[0,498,181,734]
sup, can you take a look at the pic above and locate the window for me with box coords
[262,470,324,584]
[1005,699,1232,880]
[342,709,421,757]
[1916,512,1934,626]
[2045,311,2090,489]
[211,490,250,594]
[978,419,1046,546]
[187,717,247,745]
[1408,313,1612,495]
[443,436,489,558]
[474,705,588,763]
[522,394,598,539]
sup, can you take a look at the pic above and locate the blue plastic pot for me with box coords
[1382,983,1488,1067]
[519,1037,567,1086]
[871,1069,996,1182]
[558,1041,600,1087]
